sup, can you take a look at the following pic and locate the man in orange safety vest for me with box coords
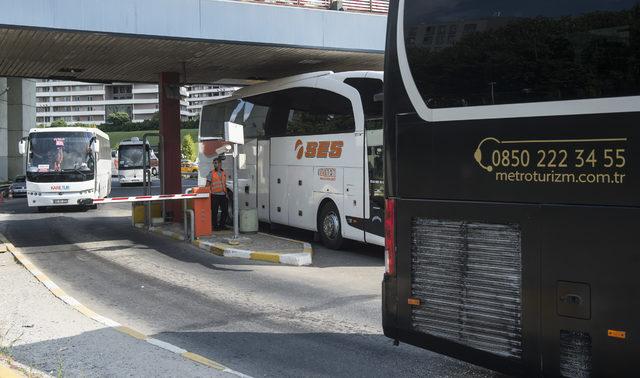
[206,157,228,230]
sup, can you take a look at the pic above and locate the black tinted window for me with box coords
[404,0,640,108]
[250,88,355,137]
[344,78,383,119]
[286,88,354,136]
[200,99,267,139]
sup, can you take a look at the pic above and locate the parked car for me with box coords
[9,175,27,197]
[181,159,198,177]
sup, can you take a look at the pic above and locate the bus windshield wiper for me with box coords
[62,168,88,180]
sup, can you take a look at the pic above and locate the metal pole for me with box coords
[142,136,150,228]
[143,133,161,227]
[233,144,239,239]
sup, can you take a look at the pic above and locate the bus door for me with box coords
[257,140,270,222]
[343,77,385,245]
[364,120,384,244]
[315,77,367,242]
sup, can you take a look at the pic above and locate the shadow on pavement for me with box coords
[3,215,258,271]
[261,223,384,268]
[8,328,506,378]
[152,330,504,378]
[8,328,219,377]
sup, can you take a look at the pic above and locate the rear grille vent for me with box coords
[410,219,523,359]
[560,330,592,378]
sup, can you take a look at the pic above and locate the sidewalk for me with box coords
[0,251,233,377]
[135,222,313,266]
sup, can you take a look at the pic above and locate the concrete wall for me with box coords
[2,78,36,180]
[0,78,7,181]
[0,0,386,52]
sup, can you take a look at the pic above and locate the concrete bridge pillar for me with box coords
[0,78,7,182]
[159,72,182,220]
[6,78,35,180]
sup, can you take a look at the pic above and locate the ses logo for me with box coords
[50,185,70,191]
[295,140,344,160]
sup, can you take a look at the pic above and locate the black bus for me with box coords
[382,0,639,376]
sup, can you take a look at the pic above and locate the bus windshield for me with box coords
[27,132,94,174]
[118,145,145,169]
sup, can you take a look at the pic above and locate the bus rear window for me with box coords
[403,0,640,109]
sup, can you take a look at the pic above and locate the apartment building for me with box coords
[35,81,237,126]
[184,84,239,115]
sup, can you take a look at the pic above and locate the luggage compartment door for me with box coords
[269,165,288,224]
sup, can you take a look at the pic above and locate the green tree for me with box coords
[50,119,67,128]
[107,112,131,127]
[181,134,196,161]
[71,122,97,128]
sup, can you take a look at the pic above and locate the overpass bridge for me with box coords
[0,0,387,195]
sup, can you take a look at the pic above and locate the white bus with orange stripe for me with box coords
[198,71,384,249]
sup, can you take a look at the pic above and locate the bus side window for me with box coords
[273,87,354,136]
[265,106,288,137]
[344,78,383,120]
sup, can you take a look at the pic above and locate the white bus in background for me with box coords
[111,149,118,177]
[19,127,111,211]
[117,137,158,186]
[198,71,384,249]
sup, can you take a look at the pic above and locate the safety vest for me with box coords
[208,170,226,194]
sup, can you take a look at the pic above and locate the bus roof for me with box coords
[232,71,334,98]
[118,137,149,147]
[201,70,382,109]
[28,127,109,140]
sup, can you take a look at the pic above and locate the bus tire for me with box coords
[151,167,158,176]
[318,201,344,250]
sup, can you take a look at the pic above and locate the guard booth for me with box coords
[127,132,214,239]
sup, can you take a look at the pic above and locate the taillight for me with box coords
[385,198,396,276]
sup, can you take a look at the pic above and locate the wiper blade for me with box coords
[62,168,88,179]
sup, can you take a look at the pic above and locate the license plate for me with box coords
[53,199,68,204]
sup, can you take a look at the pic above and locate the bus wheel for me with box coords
[318,201,344,250]
[151,167,158,176]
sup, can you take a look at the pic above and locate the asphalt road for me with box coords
[0,178,501,378]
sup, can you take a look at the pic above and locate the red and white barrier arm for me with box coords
[90,193,210,205]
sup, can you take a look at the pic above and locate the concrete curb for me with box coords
[136,225,313,266]
[0,234,250,378]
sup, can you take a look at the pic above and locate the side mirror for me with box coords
[18,140,26,155]
[91,139,100,154]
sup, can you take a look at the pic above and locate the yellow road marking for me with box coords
[116,326,148,341]
[0,362,23,378]
[181,352,226,371]
[0,232,243,376]
[250,252,280,264]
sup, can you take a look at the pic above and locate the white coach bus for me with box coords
[19,127,111,211]
[198,71,384,249]
[117,137,158,186]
